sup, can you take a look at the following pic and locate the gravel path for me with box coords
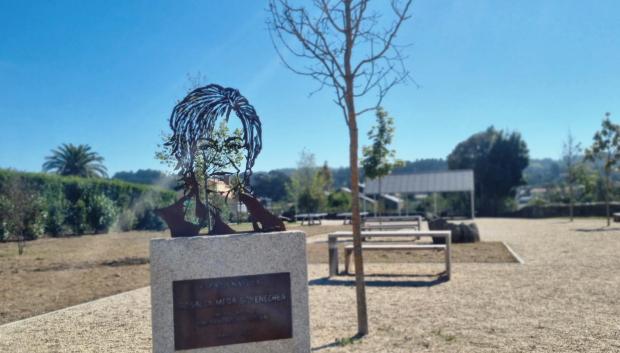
[1,218,619,352]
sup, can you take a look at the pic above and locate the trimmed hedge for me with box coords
[0,169,176,238]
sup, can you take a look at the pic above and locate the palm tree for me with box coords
[43,143,108,178]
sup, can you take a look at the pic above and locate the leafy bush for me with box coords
[87,194,118,233]
[135,209,166,231]
[66,199,88,235]
[133,195,166,231]
[116,209,137,232]
[21,197,46,240]
[45,198,66,236]
[0,169,176,238]
[0,176,47,241]
[327,190,351,213]
[0,195,9,241]
[208,193,231,224]
[298,189,320,213]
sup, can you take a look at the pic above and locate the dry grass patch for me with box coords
[0,222,515,326]
[0,223,349,325]
[0,231,166,325]
[307,241,517,264]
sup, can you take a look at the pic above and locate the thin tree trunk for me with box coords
[606,171,611,227]
[343,0,368,336]
[17,235,24,255]
[348,118,368,336]
[378,178,382,226]
[569,182,574,222]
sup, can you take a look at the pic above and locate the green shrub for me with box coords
[21,197,46,240]
[327,190,351,213]
[135,209,166,230]
[0,178,46,241]
[208,193,231,224]
[298,189,320,213]
[87,194,118,233]
[0,195,8,241]
[0,169,176,237]
[66,199,88,235]
[117,209,137,231]
[45,198,66,236]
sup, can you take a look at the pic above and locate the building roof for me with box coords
[340,187,377,204]
[381,193,403,204]
[364,170,474,194]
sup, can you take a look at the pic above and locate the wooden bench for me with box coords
[363,215,422,230]
[365,215,423,223]
[344,243,447,274]
[328,230,451,279]
[362,222,420,231]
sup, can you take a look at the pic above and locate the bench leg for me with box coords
[344,249,352,274]
[328,237,338,277]
[445,235,452,280]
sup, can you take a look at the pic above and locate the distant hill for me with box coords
[112,169,177,189]
[392,158,448,174]
[523,158,562,186]
[263,158,451,189]
[116,157,579,195]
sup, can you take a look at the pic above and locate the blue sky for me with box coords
[1,1,618,175]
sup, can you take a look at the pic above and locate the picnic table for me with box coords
[327,230,451,279]
[295,213,328,225]
[336,211,369,224]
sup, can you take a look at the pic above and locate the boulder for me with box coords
[427,215,480,243]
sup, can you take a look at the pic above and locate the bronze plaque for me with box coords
[172,272,292,350]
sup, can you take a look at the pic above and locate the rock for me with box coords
[427,215,480,243]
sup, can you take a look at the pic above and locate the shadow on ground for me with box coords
[309,274,448,288]
[574,227,620,233]
[311,333,365,351]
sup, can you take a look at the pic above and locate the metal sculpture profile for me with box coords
[155,84,285,237]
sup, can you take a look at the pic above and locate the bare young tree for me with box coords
[562,131,582,221]
[268,0,413,335]
[0,176,44,255]
[585,112,620,226]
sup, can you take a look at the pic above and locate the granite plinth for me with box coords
[150,231,310,353]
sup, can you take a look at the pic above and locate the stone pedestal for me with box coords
[150,231,310,353]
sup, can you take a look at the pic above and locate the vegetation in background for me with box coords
[112,169,177,189]
[327,190,352,213]
[585,113,620,226]
[562,131,583,221]
[42,143,108,178]
[361,107,403,215]
[156,119,243,228]
[0,175,46,254]
[448,127,529,216]
[0,169,175,241]
[286,150,329,213]
[250,170,290,202]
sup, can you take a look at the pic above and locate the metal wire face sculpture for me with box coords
[155,84,285,237]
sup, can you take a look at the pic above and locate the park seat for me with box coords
[343,243,447,275]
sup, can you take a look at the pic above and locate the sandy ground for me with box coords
[1,218,619,352]
[0,223,352,325]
